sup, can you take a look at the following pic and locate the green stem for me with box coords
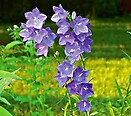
[80,55,85,69]
[84,112,90,116]
[64,92,71,116]
[120,80,131,116]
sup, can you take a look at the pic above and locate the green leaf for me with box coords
[127,90,131,96]
[109,107,115,116]
[127,31,131,34]
[0,97,11,105]
[46,107,54,116]
[0,70,22,80]
[5,40,23,50]
[0,105,12,116]
[90,112,98,116]
[0,70,22,94]
[115,79,123,99]
[122,50,131,60]
[129,74,131,83]
[14,96,29,104]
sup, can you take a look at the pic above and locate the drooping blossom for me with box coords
[51,4,67,23]
[25,7,47,29]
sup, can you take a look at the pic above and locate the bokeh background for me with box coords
[0,0,131,23]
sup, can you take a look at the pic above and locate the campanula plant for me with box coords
[19,4,94,115]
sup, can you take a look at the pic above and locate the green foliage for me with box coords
[0,106,12,116]
[0,70,22,94]
[0,69,22,116]
[5,41,23,50]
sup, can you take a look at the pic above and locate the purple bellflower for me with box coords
[31,28,48,43]
[56,20,70,35]
[71,16,89,35]
[78,38,93,53]
[66,81,78,95]
[25,7,47,29]
[77,83,94,100]
[51,4,67,23]
[77,100,91,112]
[34,27,56,56]
[19,23,34,41]
[65,42,83,62]
[55,60,74,87]
[59,32,75,45]
[73,66,89,84]
[35,43,48,56]
[57,60,74,78]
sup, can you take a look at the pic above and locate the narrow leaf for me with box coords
[90,112,98,116]
[127,31,131,34]
[115,79,123,99]
[0,70,22,94]
[0,97,11,105]
[122,50,131,60]
[5,41,23,50]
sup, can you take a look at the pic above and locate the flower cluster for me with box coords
[52,5,94,112]
[19,8,56,56]
[19,4,94,113]
[55,60,94,112]
[51,4,93,63]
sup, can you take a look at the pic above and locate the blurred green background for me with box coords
[0,0,131,23]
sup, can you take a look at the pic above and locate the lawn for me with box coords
[0,17,131,115]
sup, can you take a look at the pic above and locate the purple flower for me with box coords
[78,38,93,53]
[41,27,57,47]
[65,42,83,62]
[55,60,74,87]
[71,16,89,35]
[77,100,91,112]
[51,4,67,23]
[31,28,48,43]
[19,23,34,41]
[77,83,94,100]
[56,20,70,35]
[34,27,56,56]
[66,81,78,95]
[73,66,89,84]
[25,7,47,29]
[35,43,48,56]
[59,32,75,45]
[57,60,74,78]
[55,74,70,87]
